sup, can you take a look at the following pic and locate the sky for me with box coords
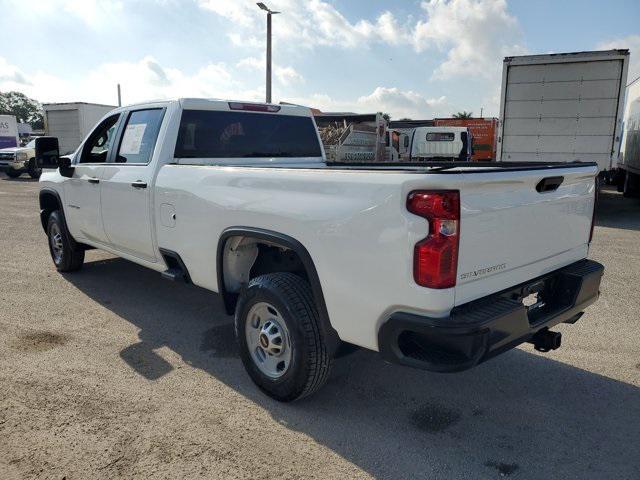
[1,0,639,119]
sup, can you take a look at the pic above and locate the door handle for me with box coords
[131,181,148,189]
[88,177,100,184]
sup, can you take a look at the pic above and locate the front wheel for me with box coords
[28,159,42,179]
[235,272,332,401]
[47,210,84,272]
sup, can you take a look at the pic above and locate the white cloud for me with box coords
[286,87,450,119]
[200,0,523,81]
[199,0,411,50]
[597,34,640,82]
[228,33,263,49]
[237,56,304,86]
[274,66,304,85]
[0,56,262,105]
[413,0,527,79]
[357,87,448,118]
[1,52,457,120]
[196,0,257,27]
[0,58,32,85]
[236,56,263,70]
[8,0,124,28]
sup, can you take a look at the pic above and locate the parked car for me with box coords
[0,138,40,178]
[37,98,603,401]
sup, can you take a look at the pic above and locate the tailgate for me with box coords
[454,165,597,305]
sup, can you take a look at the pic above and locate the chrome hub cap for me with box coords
[245,302,291,378]
[50,223,63,263]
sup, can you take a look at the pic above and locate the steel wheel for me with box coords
[245,301,292,379]
[49,222,64,264]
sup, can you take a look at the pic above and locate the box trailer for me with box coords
[497,49,629,175]
[434,117,498,161]
[43,102,116,155]
[0,115,19,149]
[617,76,640,196]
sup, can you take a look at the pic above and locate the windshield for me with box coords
[174,110,322,158]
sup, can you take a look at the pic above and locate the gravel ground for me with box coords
[0,177,638,480]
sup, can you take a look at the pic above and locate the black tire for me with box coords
[235,272,332,401]
[613,169,626,192]
[47,210,84,272]
[27,158,42,179]
[5,169,21,178]
[623,171,640,198]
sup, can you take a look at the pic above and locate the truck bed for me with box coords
[156,160,598,350]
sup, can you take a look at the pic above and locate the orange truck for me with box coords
[434,118,498,161]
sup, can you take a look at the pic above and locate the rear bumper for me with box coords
[378,259,604,372]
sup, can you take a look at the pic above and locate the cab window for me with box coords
[79,114,120,164]
[115,109,165,164]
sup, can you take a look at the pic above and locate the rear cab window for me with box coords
[174,110,322,158]
[115,109,165,164]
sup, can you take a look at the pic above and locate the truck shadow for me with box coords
[64,257,640,479]
[596,186,640,232]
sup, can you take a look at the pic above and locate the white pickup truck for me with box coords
[36,99,604,401]
[0,138,40,178]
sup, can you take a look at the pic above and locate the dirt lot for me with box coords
[0,177,638,479]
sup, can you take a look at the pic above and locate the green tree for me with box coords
[0,91,44,129]
[452,111,473,119]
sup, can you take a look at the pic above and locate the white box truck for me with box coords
[496,49,629,178]
[43,102,116,155]
[616,76,640,196]
[0,114,19,149]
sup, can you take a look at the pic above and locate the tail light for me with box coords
[407,190,460,289]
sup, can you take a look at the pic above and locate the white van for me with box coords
[410,126,472,161]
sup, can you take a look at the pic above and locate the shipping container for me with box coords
[434,117,498,161]
[43,102,117,155]
[497,49,629,174]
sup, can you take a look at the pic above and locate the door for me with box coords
[64,113,121,243]
[100,108,165,262]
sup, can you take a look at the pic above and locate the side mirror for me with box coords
[35,137,60,169]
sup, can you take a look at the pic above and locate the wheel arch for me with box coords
[217,227,340,353]
[39,188,63,233]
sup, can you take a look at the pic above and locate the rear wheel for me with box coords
[623,171,640,198]
[235,272,332,401]
[47,210,84,272]
[5,169,21,178]
[27,158,41,179]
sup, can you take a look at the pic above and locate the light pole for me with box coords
[257,3,280,103]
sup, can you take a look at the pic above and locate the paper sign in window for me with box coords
[120,123,147,155]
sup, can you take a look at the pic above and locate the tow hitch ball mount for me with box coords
[528,328,562,353]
